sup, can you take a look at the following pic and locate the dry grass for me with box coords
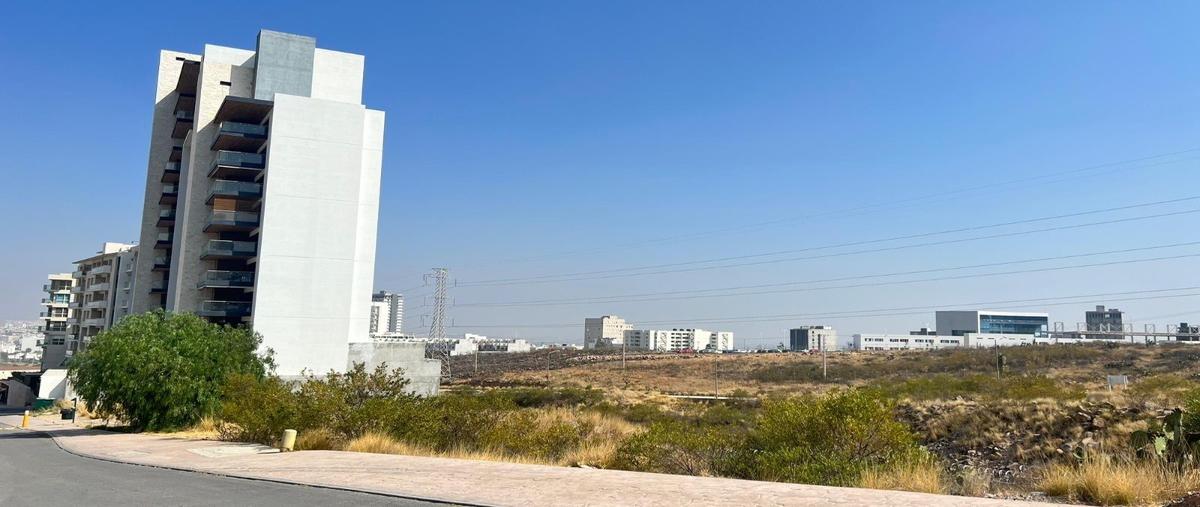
[345,432,410,454]
[858,458,948,495]
[1039,458,1200,505]
[295,428,341,451]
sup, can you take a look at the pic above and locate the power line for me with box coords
[456,242,1200,307]
[479,149,1200,266]
[460,205,1200,287]
[447,287,1200,329]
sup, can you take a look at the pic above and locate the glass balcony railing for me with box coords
[209,180,262,199]
[149,281,167,294]
[197,270,254,289]
[198,300,252,318]
[218,121,266,137]
[205,210,259,231]
[212,121,268,151]
[152,256,170,270]
[155,232,173,248]
[159,209,176,220]
[210,151,266,178]
[200,239,257,259]
[163,184,178,194]
[175,110,194,121]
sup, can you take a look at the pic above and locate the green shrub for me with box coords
[397,393,513,451]
[218,374,299,444]
[295,363,416,438]
[611,419,742,476]
[743,389,923,486]
[624,402,666,423]
[1129,374,1198,406]
[69,310,270,430]
[483,411,586,460]
[483,386,605,408]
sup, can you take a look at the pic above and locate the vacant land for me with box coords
[450,342,1197,397]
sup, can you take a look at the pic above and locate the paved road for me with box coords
[0,425,448,507]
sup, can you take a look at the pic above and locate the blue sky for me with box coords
[1,1,1198,346]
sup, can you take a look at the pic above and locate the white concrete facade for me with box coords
[935,310,1050,337]
[584,315,633,349]
[131,30,386,376]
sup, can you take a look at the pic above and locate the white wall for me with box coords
[252,94,383,375]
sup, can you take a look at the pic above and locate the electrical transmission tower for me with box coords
[425,268,451,380]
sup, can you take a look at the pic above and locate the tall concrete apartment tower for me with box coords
[131,30,385,375]
[39,273,76,369]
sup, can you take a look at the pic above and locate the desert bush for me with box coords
[623,402,667,423]
[743,389,923,486]
[70,310,271,430]
[218,374,299,444]
[611,419,742,476]
[294,363,416,438]
[396,392,513,451]
[484,386,604,408]
[482,409,586,461]
[345,431,410,454]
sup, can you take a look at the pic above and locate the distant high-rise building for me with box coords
[72,243,138,358]
[129,30,386,375]
[790,326,837,352]
[584,315,633,349]
[39,273,75,369]
[369,291,404,335]
[1085,305,1124,337]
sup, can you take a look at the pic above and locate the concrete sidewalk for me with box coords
[1,415,1053,506]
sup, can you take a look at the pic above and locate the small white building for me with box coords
[624,328,735,352]
[852,333,964,351]
[584,315,633,349]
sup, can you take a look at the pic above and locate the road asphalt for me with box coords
[0,424,447,507]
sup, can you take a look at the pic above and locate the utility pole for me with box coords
[621,339,627,387]
[822,341,828,380]
[545,348,552,383]
[426,268,451,380]
[713,355,719,398]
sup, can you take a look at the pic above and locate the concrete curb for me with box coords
[6,423,488,507]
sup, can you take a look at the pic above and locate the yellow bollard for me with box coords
[280,429,297,452]
[21,410,30,428]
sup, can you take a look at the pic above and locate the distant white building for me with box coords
[790,326,837,352]
[852,333,965,351]
[369,291,404,336]
[624,328,734,352]
[584,315,633,349]
[935,310,1049,337]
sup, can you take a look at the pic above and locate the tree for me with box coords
[68,310,271,430]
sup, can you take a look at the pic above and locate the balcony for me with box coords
[88,282,111,293]
[85,299,106,309]
[44,283,72,293]
[212,121,267,152]
[70,285,83,294]
[155,232,173,249]
[204,210,259,232]
[198,300,252,318]
[91,264,112,276]
[170,145,183,162]
[157,208,176,228]
[207,180,262,203]
[209,151,266,179]
[41,298,69,307]
[196,270,254,290]
[162,161,181,183]
[82,318,106,328]
[159,183,179,205]
[152,256,171,271]
[200,239,257,260]
[149,281,167,294]
[171,109,194,139]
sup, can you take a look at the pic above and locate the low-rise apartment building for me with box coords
[39,273,75,369]
[790,326,837,352]
[625,328,734,352]
[72,243,138,355]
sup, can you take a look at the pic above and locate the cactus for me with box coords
[1131,408,1200,462]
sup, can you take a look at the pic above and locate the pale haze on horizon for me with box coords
[1,1,1198,347]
